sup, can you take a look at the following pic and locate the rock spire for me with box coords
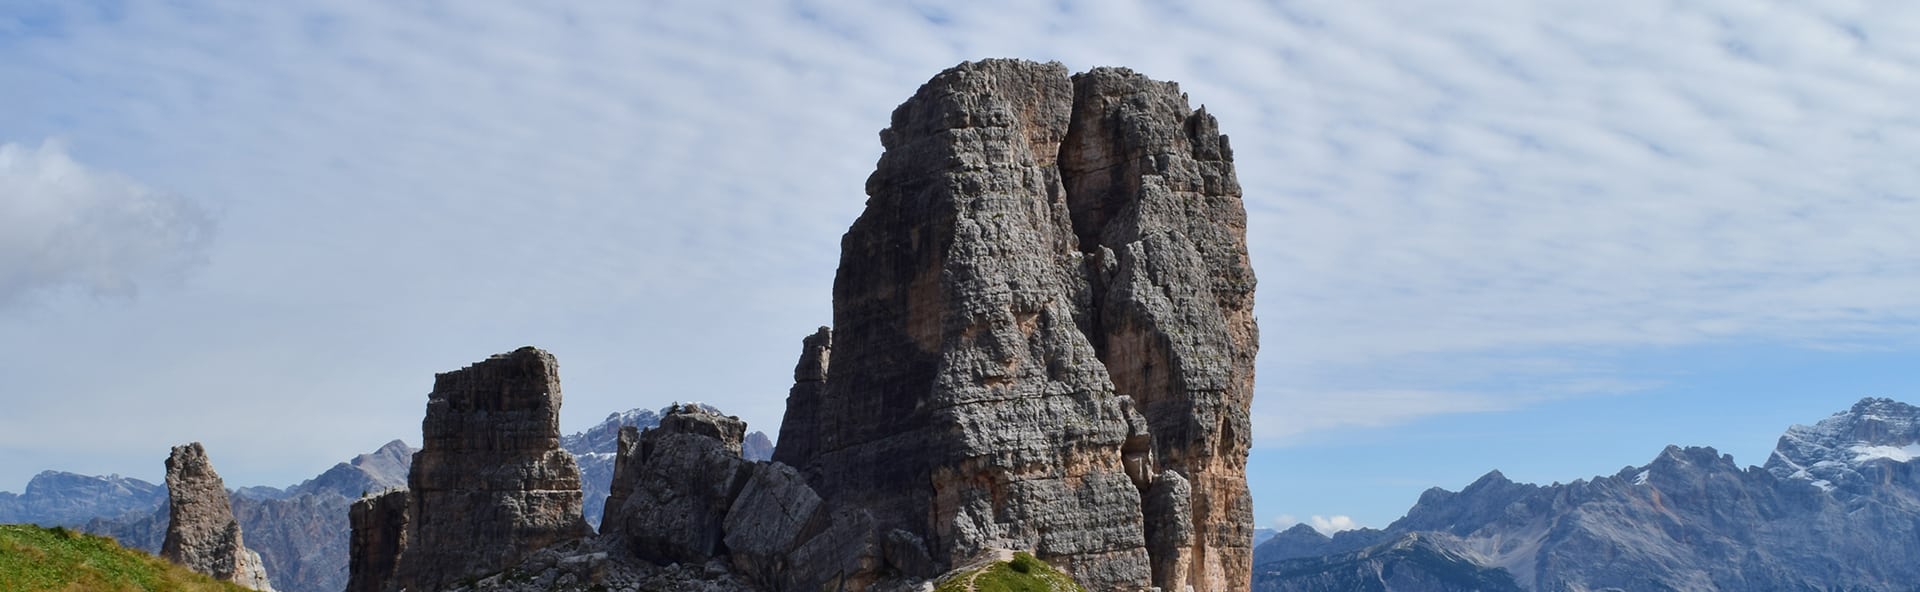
[160,442,275,591]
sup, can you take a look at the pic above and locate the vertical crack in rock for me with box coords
[392,346,591,592]
[1060,67,1259,591]
[774,58,1256,591]
[161,442,276,591]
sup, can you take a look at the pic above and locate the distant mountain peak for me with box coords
[1258,397,1920,592]
[1467,469,1511,488]
[1281,523,1324,537]
[1765,396,1920,491]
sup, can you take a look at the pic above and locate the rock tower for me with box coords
[344,59,1258,592]
[773,58,1257,591]
[161,442,275,591]
[389,346,592,592]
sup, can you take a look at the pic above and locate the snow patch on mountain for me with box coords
[1849,443,1920,463]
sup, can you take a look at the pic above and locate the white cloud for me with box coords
[1275,513,1366,536]
[0,140,211,306]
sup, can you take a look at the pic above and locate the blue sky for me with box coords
[3,0,1918,533]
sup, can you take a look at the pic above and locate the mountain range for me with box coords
[0,405,769,592]
[1254,397,1920,591]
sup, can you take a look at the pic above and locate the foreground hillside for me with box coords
[0,523,251,592]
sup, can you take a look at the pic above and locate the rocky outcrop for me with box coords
[160,442,275,591]
[771,58,1257,590]
[347,489,407,592]
[564,405,775,529]
[596,403,888,592]
[600,406,752,563]
[392,346,593,592]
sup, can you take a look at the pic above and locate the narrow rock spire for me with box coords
[161,442,275,591]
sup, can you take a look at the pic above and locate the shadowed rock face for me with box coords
[346,490,406,592]
[773,58,1257,591]
[161,443,275,591]
[393,346,592,592]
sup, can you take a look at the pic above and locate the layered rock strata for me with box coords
[391,346,593,592]
[772,58,1257,591]
[160,442,275,591]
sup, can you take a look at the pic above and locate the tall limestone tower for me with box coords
[775,59,1258,591]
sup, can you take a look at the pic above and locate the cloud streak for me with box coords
[3,0,1920,491]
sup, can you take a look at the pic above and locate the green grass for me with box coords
[934,552,1087,592]
[0,523,252,592]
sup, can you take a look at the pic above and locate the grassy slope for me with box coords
[0,523,251,592]
[934,552,1088,592]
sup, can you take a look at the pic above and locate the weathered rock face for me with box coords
[1065,66,1259,591]
[394,346,592,592]
[773,58,1257,591]
[160,443,275,591]
[601,406,753,563]
[347,489,407,592]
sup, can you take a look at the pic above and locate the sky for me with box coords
[3,0,1919,533]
